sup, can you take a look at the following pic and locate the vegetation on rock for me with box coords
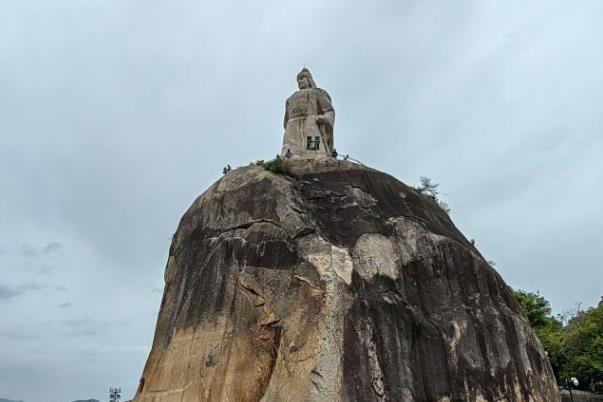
[260,155,291,175]
[414,176,451,213]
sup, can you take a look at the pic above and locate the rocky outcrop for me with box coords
[134,158,560,402]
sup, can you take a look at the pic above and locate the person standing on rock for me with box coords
[281,68,335,158]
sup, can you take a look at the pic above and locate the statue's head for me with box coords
[297,68,316,90]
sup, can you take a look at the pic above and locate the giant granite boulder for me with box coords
[134,158,559,402]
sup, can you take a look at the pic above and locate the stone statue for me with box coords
[281,68,335,158]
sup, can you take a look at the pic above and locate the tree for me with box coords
[561,301,603,391]
[513,290,603,392]
[416,176,440,199]
[414,176,451,213]
[513,290,564,380]
[513,290,554,328]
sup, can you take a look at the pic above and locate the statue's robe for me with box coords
[281,87,335,158]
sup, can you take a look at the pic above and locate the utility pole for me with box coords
[109,387,122,402]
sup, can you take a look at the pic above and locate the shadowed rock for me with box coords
[134,158,560,402]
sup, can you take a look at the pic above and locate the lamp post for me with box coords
[564,377,579,402]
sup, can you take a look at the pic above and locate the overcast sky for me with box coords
[1,1,601,401]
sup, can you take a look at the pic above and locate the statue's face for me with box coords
[297,75,311,89]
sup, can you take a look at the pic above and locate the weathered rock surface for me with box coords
[134,158,560,402]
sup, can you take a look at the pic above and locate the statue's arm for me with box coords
[283,99,289,129]
[316,89,335,153]
[316,89,335,128]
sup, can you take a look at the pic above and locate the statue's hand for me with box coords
[316,115,328,125]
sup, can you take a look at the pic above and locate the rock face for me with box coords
[134,159,559,402]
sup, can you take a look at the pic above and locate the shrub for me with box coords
[263,155,290,175]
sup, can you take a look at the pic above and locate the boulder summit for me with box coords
[133,70,559,402]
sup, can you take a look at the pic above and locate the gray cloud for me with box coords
[61,318,101,337]
[20,242,62,258]
[140,281,164,294]
[0,329,39,341]
[58,302,72,308]
[0,285,22,300]
[35,265,54,275]
[0,282,44,301]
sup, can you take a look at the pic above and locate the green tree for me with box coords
[513,290,603,392]
[513,290,554,327]
[561,301,603,391]
[513,290,564,380]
